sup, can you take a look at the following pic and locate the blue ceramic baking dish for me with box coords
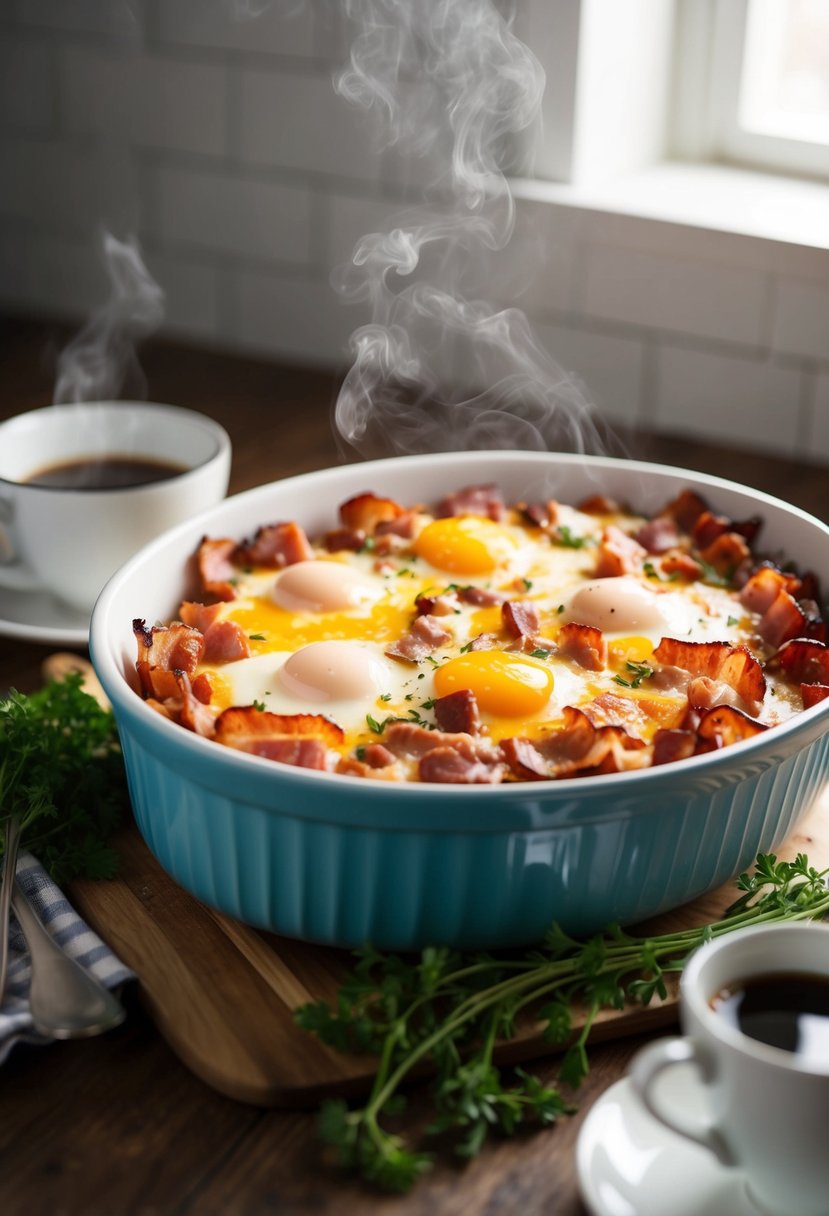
[90,452,829,949]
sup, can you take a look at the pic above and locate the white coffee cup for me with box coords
[0,402,231,613]
[631,922,829,1216]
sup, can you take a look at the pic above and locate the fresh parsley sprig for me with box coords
[296,852,829,1191]
[0,675,128,882]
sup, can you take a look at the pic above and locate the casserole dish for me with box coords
[90,452,829,949]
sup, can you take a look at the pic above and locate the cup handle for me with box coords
[630,1037,734,1165]
[0,495,41,592]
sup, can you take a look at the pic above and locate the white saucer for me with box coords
[576,1065,760,1216]
[0,582,89,647]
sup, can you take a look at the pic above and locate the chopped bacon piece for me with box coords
[581,693,647,733]
[386,614,452,662]
[692,511,729,550]
[339,491,405,534]
[652,638,766,712]
[381,721,499,763]
[457,586,507,607]
[558,622,607,672]
[137,663,183,702]
[661,552,703,580]
[501,706,646,780]
[594,526,646,578]
[802,684,829,708]
[179,601,224,632]
[435,483,505,522]
[419,746,503,784]
[201,618,251,664]
[578,495,620,515]
[502,600,540,639]
[363,743,396,768]
[771,639,829,686]
[323,527,365,553]
[652,729,697,767]
[698,531,749,578]
[635,517,680,554]
[191,672,213,704]
[796,600,827,644]
[758,589,811,649]
[375,510,418,539]
[415,593,458,617]
[214,708,342,768]
[696,705,767,749]
[133,619,204,678]
[434,689,481,735]
[521,499,559,528]
[468,632,500,651]
[662,489,708,533]
[687,676,746,713]
[336,754,402,780]
[235,521,314,568]
[195,538,238,602]
[143,671,216,738]
[739,566,797,614]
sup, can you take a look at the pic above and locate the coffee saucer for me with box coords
[0,582,89,647]
[576,1064,759,1216]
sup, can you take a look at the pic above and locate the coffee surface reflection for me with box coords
[24,455,188,490]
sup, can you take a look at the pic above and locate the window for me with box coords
[683,0,829,179]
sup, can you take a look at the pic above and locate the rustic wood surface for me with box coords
[1,312,828,1216]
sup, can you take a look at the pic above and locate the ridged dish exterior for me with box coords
[92,452,829,950]
[117,710,829,949]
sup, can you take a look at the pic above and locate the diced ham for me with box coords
[195,537,238,602]
[457,586,507,607]
[635,517,680,554]
[652,638,766,713]
[558,622,607,672]
[434,689,480,735]
[468,632,500,651]
[375,510,418,539]
[661,552,703,580]
[593,526,646,578]
[415,593,458,617]
[133,619,204,678]
[386,614,452,662]
[381,721,500,763]
[235,521,314,568]
[323,527,365,553]
[739,566,794,614]
[201,618,251,664]
[435,483,505,522]
[502,600,540,639]
[363,742,396,768]
[419,746,503,784]
[179,601,224,632]
[339,492,405,533]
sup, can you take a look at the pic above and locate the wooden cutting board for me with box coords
[66,789,829,1109]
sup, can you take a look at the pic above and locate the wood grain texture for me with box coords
[67,790,829,1108]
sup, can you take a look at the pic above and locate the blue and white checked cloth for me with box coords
[0,852,134,1062]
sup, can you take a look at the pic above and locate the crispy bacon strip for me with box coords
[339,492,405,534]
[594,526,646,578]
[695,705,767,750]
[235,521,313,568]
[214,707,343,768]
[652,638,766,712]
[144,671,216,738]
[756,589,815,649]
[195,538,238,602]
[435,483,505,522]
[739,566,796,614]
[386,614,452,662]
[419,746,504,784]
[176,601,251,664]
[381,721,499,762]
[133,619,204,680]
[501,706,647,780]
[558,622,607,672]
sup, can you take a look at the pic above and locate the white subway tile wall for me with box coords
[1,0,827,461]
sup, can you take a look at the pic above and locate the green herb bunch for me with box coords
[0,675,128,882]
[296,853,829,1191]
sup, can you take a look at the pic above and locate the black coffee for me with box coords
[711,971,829,1062]
[25,455,188,490]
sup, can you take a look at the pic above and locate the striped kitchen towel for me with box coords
[0,851,134,1062]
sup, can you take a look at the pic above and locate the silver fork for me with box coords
[1,816,125,1037]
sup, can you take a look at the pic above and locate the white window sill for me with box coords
[512,160,829,255]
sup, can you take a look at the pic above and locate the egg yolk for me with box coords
[414,517,515,575]
[434,650,554,717]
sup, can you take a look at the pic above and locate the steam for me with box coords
[53,232,165,405]
[333,0,605,460]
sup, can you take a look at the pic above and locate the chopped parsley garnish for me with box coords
[727,615,739,627]
[530,648,551,660]
[522,577,533,591]
[358,537,375,553]
[459,641,474,654]
[249,633,266,641]
[379,693,392,702]
[252,699,266,712]
[553,526,593,549]
[612,661,653,689]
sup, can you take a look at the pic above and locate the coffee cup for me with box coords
[0,402,231,614]
[630,922,829,1216]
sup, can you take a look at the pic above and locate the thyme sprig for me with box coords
[296,853,829,1191]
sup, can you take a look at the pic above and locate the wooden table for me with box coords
[1,313,827,1216]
